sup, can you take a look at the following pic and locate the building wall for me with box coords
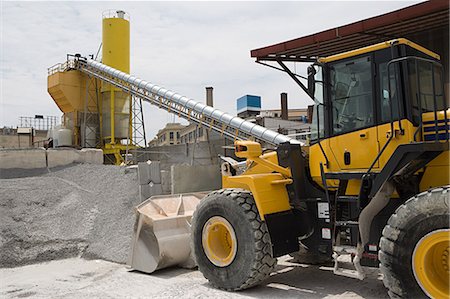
[140,139,234,168]
[150,123,214,146]
[150,106,311,147]
[258,117,310,142]
[151,123,185,146]
[0,128,48,149]
[139,138,234,194]
[260,108,308,122]
[179,124,208,144]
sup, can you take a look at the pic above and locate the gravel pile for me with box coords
[0,163,140,268]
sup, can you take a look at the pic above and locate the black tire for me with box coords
[379,186,450,298]
[191,188,276,291]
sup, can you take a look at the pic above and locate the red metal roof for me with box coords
[251,1,449,61]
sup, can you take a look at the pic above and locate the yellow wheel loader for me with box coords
[60,37,448,298]
[189,39,449,298]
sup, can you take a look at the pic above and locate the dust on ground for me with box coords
[0,256,388,299]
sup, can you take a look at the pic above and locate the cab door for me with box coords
[327,55,379,170]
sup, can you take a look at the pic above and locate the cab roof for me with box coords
[318,38,440,63]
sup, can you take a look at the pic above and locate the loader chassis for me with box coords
[194,39,449,297]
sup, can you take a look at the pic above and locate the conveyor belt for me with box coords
[72,56,301,146]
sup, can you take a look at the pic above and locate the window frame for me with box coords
[403,47,446,127]
[326,53,378,138]
[309,64,327,144]
[373,46,407,127]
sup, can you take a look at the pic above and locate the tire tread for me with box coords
[379,186,449,298]
[193,188,276,291]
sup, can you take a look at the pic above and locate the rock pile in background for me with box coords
[0,164,139,268]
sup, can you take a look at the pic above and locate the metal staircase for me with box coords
[70,56,301,147]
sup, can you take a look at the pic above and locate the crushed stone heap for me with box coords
[0,163,139,268]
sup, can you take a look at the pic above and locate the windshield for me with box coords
[330,56,374,135]
[310,65,324,142]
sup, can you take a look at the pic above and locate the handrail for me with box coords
[47,60,76,75]
[366,55,446,174]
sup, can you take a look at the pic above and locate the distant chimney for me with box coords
[307,105,314,123]
[280,93,288,120]
[206,87,213,107]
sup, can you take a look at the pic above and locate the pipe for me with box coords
[281,92,288,120]
[80,59,300,146]
[206,87,213,107]
[353,180,395,279]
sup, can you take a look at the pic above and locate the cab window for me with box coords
[330,56,374,135]
[408,60,446,125]
[310,65,325,142]
[379,61,400,123]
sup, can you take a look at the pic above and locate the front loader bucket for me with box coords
[128,192,207,273]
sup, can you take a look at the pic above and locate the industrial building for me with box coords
[149,123,211,147]
[47,11,146,164]
[260,108,308,122]
[0,115,59,148]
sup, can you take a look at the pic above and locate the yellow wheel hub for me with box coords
[202,216,237,267]
[413,229,450,299]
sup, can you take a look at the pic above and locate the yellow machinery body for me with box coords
[306,39,450,197]
[202,39,449,295]
[47,69,99,146]
[47,11,136,164]
[129,38,448,299]
[222,141,292,220]
[226,39,449,225]
[308,118,449,196]
[102,13,130,76]
[101,11,134,163]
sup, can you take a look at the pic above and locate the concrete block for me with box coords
[160,170,171,195]
[138,161,161,185]
[171,164,221,194]
[47,148,80,168]
[47,148,103,168]
[137,162,149,185]
[0,148,47,169]
[78,149,103,164]
[139,182,163,201]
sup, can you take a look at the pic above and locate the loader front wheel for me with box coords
[192,189,276,291]
[379,187,450,298]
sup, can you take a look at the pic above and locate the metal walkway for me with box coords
[67,56,301,146]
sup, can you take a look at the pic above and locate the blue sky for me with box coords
[0,1,420,139]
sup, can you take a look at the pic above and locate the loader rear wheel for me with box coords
[379,186,450,298]
[192,188,276,291]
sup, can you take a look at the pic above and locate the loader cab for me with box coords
[308,39,447,179]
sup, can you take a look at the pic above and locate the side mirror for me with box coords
[307,65,316,99]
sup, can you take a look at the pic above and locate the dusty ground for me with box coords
[1,256,388,299]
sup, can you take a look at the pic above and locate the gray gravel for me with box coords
[0,163,139,268]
